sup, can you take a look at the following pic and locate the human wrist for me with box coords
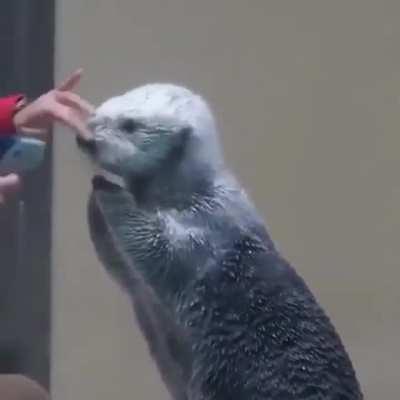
[12,96,28,132]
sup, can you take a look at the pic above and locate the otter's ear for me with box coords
[176,125,192,146]
[171,125,192,150]
[169,125,192,159]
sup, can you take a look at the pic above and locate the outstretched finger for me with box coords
[57,68,83,92]
[55,91,95,116]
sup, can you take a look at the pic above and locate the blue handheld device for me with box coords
[0,136,46,174]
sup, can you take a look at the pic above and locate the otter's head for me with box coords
[78,84,223,182]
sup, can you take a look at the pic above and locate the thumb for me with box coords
[0,174,21,194]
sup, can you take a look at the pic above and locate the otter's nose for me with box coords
[76,135,97,155]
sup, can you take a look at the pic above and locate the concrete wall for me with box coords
[52,1,400,398]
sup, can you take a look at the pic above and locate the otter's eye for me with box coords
[120,119,138,134]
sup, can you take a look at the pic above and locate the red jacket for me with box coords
[0,94,25,136]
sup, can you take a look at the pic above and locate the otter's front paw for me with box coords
[91,176,135,216]
[92,175,123,192]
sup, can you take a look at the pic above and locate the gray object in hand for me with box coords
[0,137,45,174]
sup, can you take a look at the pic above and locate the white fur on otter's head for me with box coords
[83,84,224,201]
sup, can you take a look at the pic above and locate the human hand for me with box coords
[0,173,20,205]
[0,374,49,400]
[13,68,95,140]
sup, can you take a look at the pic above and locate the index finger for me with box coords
[54,91,95,116]
[57,68,83,91]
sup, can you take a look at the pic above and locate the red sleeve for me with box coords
[0,94,25,136]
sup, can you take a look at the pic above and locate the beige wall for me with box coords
[52,1,400,398]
